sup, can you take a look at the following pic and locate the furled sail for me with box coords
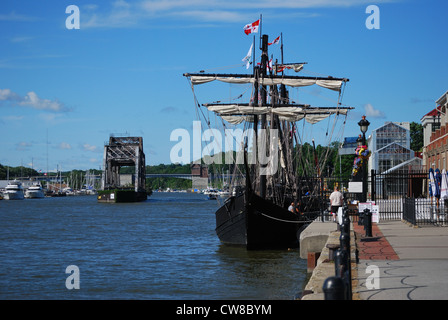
[184,73,348,92]
[203,103,352,124]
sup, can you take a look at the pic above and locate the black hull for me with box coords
[215,191,306,249]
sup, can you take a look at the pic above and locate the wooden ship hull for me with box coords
[215,190,306,249]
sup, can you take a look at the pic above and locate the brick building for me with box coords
[421,90,448,171]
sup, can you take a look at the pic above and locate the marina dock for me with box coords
[300,219,448,300]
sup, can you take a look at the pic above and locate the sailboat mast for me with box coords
[259,34,269,199]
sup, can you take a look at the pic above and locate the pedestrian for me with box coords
[288,202,295,213]
[329,185,344,222]
[288,201,300,215]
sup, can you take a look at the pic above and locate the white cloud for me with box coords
[59,142,72,150]
[0,88,19,101]
[0,88,68,112]
[16,141,32,151]
[83,0,395,28]
[364,103,385,118]
[83,144,99,152]
[19,91,66,111]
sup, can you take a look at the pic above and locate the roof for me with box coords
[381,157,423,174]
[421,105,442,120]
[376,141,412,154]
[372,121,410,133]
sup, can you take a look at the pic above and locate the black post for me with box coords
[323,276,346,300]
[364,208,372,237]
[358,208,364,226]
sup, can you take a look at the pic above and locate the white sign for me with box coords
[371,205,379,223]
[338,207,343,225]
[349,181,363,193]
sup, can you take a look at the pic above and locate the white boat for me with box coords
[25,182,45,199]
[63,187,75,196]
[219,190,231,198]
[3,180,25,200]
[204,188,219,200]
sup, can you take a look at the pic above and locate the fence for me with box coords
[304,170,446,225]
[371,170,429,222]
[403,197,448,226]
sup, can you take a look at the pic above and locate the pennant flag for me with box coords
[242,43,253,69]
[275,63,304,73]
[268,36,280,45]
[243,19,260,35]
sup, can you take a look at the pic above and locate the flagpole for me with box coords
[252,35,256,74]
[280,32,284,76]
[259,14,262,50]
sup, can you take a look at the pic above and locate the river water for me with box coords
[0,192,307,300]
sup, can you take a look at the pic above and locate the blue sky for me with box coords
[1,0,447,172]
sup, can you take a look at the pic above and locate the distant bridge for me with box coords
[145,173,244,181]
[146,174,197,180]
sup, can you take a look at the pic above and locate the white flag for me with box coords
[242,43,253,69]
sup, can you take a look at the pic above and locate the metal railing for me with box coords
[403,197,448,226]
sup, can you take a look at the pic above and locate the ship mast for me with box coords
[259,34,269,199]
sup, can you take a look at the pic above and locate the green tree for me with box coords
[410,121,423,152]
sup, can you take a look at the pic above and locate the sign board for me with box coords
[371,205,379,223]
[359,201,379,223]
[358,202,373,213]
[349,181,363,193]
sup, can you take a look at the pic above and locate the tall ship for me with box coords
[184,26,352,249]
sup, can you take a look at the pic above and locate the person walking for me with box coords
[329,185,344,222]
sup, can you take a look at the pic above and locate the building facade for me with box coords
[422,90,448,171]
[368,121,420,174]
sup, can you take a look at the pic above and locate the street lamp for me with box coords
[358,115,370,144]
[358,116,370,202]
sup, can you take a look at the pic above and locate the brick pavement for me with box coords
[352,222,399,260]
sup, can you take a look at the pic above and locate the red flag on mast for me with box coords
[243,19,260,35]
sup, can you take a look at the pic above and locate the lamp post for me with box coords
[358,116,370,202]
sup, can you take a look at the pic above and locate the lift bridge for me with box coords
[101,136,146,194]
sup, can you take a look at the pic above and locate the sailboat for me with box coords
[184,30,352,249]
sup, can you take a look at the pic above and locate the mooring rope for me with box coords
[259,212,312,224]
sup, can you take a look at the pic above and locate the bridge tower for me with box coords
[191,163,208,190]
[100,136,146,201]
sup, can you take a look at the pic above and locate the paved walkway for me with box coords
[354,221,448,300]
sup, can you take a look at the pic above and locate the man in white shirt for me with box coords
[329,186,344,222]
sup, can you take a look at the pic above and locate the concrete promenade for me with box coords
[355,221,448,300]
[300,219,448,300]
